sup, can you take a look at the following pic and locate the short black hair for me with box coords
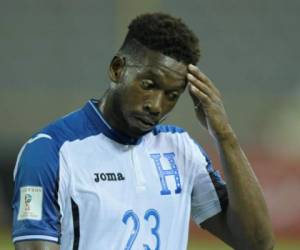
[122,12,200,65]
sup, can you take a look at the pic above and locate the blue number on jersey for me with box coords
[143,209,160,250]
[122,210,140,250]
[150,152,182,195]
[122,209,160,250]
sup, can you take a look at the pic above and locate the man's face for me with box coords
[113,52,187,138]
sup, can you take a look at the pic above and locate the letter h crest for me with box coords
[150,152,182,195]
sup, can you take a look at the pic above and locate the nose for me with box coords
[143,92,164,116]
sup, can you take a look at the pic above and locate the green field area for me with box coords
[1,231,299,250]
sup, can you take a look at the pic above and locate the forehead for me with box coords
[133,55,187,90]
[125,39,188,83]
[144,51,187,73]
[139,52,187,78]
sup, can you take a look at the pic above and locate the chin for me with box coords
[128,125,152,138]
[124,116,153,137]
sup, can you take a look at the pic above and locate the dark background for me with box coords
[1,0,300,243]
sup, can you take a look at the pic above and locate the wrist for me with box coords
[214,124,238,144]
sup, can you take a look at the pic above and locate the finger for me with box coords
[187,73,214,99]
[188,82,201,104]
[188,83,210,105]
[188,64,210,82]
[188,67,221,98]
[188,64,221,98]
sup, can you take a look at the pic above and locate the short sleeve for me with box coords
[188,136,228,225]
[12,133,64,244]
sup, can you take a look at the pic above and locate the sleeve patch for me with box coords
[17,186,43,221]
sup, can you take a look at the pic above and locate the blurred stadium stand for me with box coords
[1,0,299,242]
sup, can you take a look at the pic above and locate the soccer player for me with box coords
[12,13,274,250]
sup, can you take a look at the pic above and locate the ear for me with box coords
[109,56,126,82]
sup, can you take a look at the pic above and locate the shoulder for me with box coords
[14,107,97,179]
[17,109,87,162]
[152,124,186,135]
[151,124,200,147]
[13,133,61,185]
[151,124,211,164]
[40,108,96,146]
[149,124,188,147]
[149,124,201,154]
[28,105,103,150]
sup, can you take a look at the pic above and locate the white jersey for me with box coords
[12,99,227,250]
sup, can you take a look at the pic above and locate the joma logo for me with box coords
[94,172,125,182]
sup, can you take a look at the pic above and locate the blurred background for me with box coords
[1,0,299,249]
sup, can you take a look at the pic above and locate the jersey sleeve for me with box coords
[187,135,228,225]
[12,133,67,244]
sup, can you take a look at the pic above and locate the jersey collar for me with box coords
[83,99,142,145]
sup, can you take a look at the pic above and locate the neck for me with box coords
[98,90,120,131]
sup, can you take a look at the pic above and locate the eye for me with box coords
[140,79,154,90]
[167,91,179,101]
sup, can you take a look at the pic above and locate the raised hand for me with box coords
[187,64,231,140]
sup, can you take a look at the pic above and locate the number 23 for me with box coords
[122,208,160,250]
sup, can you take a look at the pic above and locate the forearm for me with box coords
[187,64,274,248]
[15,241,59,250]
[216,126,274,249]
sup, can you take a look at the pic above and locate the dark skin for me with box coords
[99,55,187,138]
[15,49,274,250]
[187,65,274,249]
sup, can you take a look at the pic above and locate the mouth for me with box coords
[133,115,156,130]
